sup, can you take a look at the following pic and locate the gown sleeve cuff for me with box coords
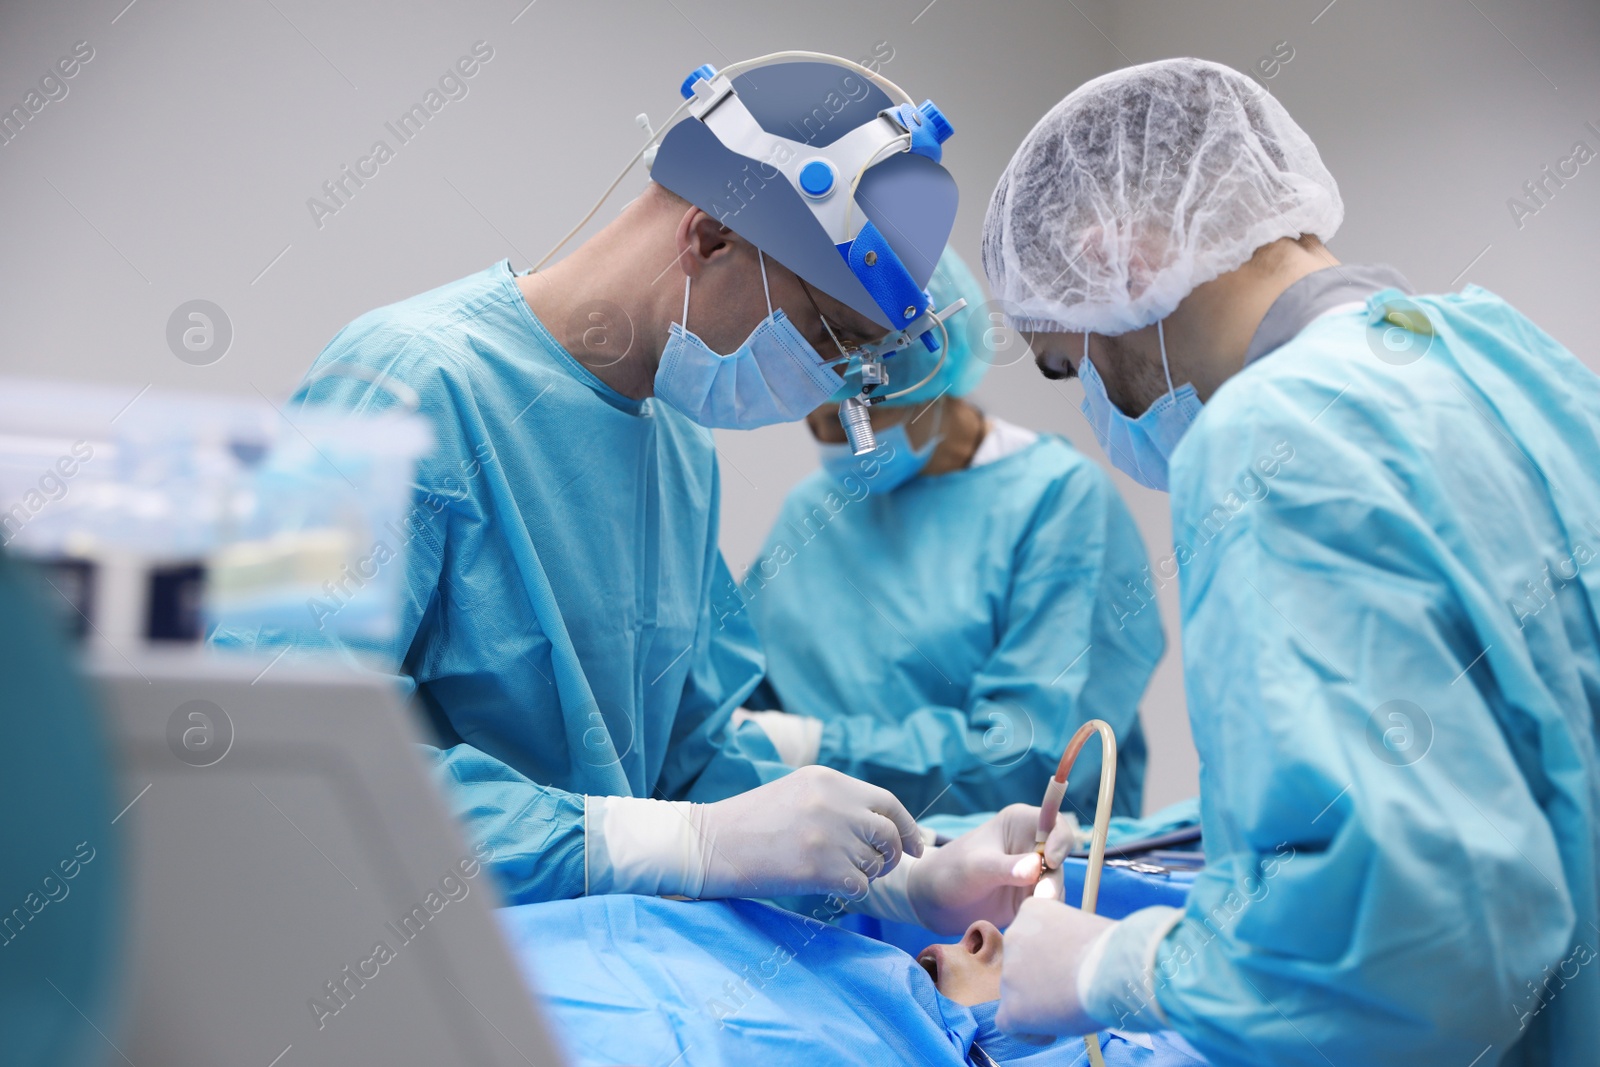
[1079,904,1184,1032]
[584,795,703,897]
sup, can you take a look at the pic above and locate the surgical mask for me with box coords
[1078,323,1201,491]
[654,251,843,430]
[818,404,942,492]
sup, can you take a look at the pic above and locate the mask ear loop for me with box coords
[684,252,774,336]
[1157,321,1176,399]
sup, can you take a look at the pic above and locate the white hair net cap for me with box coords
[982,58,1343,336]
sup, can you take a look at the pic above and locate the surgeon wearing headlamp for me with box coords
[216,54,1064,928]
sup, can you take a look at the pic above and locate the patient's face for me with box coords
[918,920,1003,1006]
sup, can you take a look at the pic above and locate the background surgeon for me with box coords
[739,248,1164,821]
[985,59,1600,1066]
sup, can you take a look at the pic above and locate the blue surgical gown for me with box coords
[497,895,1209,1066]
[218,261,785,903]
[744,435,1163,819]
[1091,286,1600,1066]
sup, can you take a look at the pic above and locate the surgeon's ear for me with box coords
[676,208,737,279]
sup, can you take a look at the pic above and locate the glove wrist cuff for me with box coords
[585,795,705,897]
[740,710,823,767]
[1080,904,1183,1031]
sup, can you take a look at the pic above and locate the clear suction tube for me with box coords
[1034,719,1118,1067]
[1038,719,1117,912]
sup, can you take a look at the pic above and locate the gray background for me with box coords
[3,0,1596,812]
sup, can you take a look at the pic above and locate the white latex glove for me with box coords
[731,708,823,767]
[888,804,1077,934]
[997,897,1117,1037]
[586,765,921,899]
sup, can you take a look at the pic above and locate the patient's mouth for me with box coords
[918,952,939,984]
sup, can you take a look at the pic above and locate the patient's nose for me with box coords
[961,920,1002,962]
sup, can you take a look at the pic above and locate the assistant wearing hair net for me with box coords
[987,57,1600,1067]
[744,245,1162,817]
[982,58,1344,336]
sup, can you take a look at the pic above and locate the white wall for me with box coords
[4,0,1596,813]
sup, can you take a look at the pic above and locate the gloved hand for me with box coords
[698,765,921,896]
[997,897,1116,1037]
[856,804,1077,934]
[731,707,824,768]
[586,766,922,900]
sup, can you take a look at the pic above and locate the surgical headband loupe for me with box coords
[536,52,963,457]
[677,59,962,455]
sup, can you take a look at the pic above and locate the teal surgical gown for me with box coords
[0,555,122,1067]
[744,435,1163,819]
[218,261,785,903]
[1090,286,1600,1066]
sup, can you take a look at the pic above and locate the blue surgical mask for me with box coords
[654,252,843,429]
[819,407,943,493]
[1078,323,1201,491]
